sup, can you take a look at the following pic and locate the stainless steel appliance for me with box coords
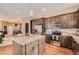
[34,25,43,35]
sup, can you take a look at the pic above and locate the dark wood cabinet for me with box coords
[61,13,77,28]
[31,9,79,34]
[45,34,51,43]
[25,23,29,33]
[60,36,72,49]
[60,36,79,50]
[75,10,79,28]
[31,18,45,34]
[72,39,79,50]
[71,38,79,54]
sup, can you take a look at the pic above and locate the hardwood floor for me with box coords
[0,43,73,55]
[44,43,73,55]
[0,45,13,55]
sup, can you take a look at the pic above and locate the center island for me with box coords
[12,34,45,55]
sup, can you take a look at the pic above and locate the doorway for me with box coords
[25,23,29,33]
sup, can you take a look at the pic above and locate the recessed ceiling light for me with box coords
[38,15,41,18]
[42,8,46,12]
[29,10,33,17]
[16,11,20,15]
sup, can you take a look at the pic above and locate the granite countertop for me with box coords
[13,34,45,45]
[72,35,79,45]
[61,32,79,45]
[0,34,45,47]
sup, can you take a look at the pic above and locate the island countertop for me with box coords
[13,34,45,45]
[12,34,46,55]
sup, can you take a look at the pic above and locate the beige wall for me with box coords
[0,22,3,31]
[0,21,22,36]
[21,17,31,36]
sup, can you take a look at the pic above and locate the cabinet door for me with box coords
[45,18,51,29]
[45,35,51,43]
[60,36,66,47]
[76,12,79,28]
[26,40,38,55]
[72,39,79,50]
[66,37,72,49]
[60,36,72,49]
[61,13,76,28]
[72,40,77,50]
[38,38,45,55]
[72,39,79,54]
[12,41,25,55]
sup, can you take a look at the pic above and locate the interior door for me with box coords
[25,23,29,33]
[4,26,7,34]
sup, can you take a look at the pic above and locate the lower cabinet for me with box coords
[60,36,72,49]
[13,37,45,55]
[46,34,51,43]
[13,41,25,55]
[72,39,78,50]
[38,38,45,55]
[71,39,79,54]
[25,40,38,55]
[60,36,79,50]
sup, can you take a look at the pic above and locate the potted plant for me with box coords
[0,36,3,44]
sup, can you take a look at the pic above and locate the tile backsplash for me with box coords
[46,28,79,34]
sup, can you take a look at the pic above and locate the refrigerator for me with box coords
[34,25,43,35]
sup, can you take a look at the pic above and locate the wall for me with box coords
[0,22,3,31]
[0,21,22,36]
[21,17,31,36]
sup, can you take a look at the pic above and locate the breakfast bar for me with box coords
[12,34,45,55]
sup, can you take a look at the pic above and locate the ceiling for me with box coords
[0,3,78,20]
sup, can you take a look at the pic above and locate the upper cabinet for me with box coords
[31,9,79,34]
[45,17,51,29]
[75,9,79,28]
[31,18,45,34]
[61,13,77,28]
[44,12,78,29]
[44,13,77,29]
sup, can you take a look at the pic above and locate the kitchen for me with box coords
[0,3,79,55]
[30,4,79,54]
